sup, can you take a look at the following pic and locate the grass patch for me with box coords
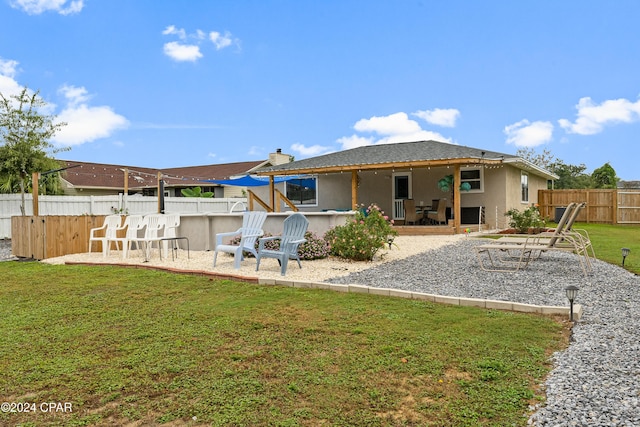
[0,263,567,426]
[574,222,640,274]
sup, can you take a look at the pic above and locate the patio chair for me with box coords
[427,199,447,225]
[256,213,309,276]
[128,214,166,261]
[403,199,421,225]
[474,203,594,275]
[213,211,267,269]
[89,214,123,256]
[106,214,144,258]
[161,213,181,258]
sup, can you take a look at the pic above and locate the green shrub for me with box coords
[325,203,398,261]
[505,205,546,233]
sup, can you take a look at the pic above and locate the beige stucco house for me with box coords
[254,140,558,233]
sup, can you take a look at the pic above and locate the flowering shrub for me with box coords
[325,203,398,261]
[505,205,546,233]
[298,232,330,260]
[229,231,329,260]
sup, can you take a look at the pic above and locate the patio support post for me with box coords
[32,172,40,216]
[454,164,461,233]
[157,171,165,214]
[351,170,358,209]
[123,168,128,195]
[269,176,275,212]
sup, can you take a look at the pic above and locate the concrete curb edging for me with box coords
[258,277,583,320]
[62,261,582,320]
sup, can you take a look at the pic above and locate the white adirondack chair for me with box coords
[213,211,267,269]
[256,213,309,276]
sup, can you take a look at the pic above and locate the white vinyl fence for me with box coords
[0,194,248,239]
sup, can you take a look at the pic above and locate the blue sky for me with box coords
[1,1,640,180]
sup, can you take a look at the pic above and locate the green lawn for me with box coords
[574,222,640,274]
[0,263,567,427]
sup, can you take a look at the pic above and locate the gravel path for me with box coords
[0,239,14,262]
[4,236,640,425]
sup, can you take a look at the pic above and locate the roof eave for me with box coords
[255,157,505,176]
[503,158,559,180]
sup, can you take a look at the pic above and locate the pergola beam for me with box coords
[255,157,503,177]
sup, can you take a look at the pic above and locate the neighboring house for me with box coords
[59,149,292,197]
[618,180,640,189]
[254,140,558,232]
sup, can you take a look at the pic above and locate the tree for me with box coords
[0,156,64,195]
[547,160,592,189]
[515,147,555,169]
[591,162,618,189]
[0,87,67,214]
[180,186,213,197]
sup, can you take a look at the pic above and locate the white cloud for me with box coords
[504,119,554,147]
[290,143,333,156]
[162,25,187,40]
[52,85,129,146]
[163,42,203,62]
[10,0,83,15]
[209,31,233,50]
[412,108,460,127]
[353,112,422,135]
[207,152,217,159]
[59,83,91,106]
[335,135,375,150]
[558,96,640,135]
[162,25,237,62]
[334,111,452,151]
[0,58,22,97]
[0,58,19,78]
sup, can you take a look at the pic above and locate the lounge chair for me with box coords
[213,211,267,270]
[496,202,594,260]
[256,213,309,276]
[475,202,594,275]
[89,214,123,256]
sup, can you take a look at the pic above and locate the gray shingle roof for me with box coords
[257,140,516,174]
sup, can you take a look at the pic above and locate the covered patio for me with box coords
[253,141,516,234]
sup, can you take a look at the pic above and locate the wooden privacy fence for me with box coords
[538,189,640,224]
[12,215,108,260]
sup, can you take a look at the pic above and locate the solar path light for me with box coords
[622,248,630,267]
[565,285,579,322]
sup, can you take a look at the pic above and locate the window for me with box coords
[285,176,317,206]
[521,172,529,202]
[461,167,483,192]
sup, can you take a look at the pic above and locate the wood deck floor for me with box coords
[393,224,483,235]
